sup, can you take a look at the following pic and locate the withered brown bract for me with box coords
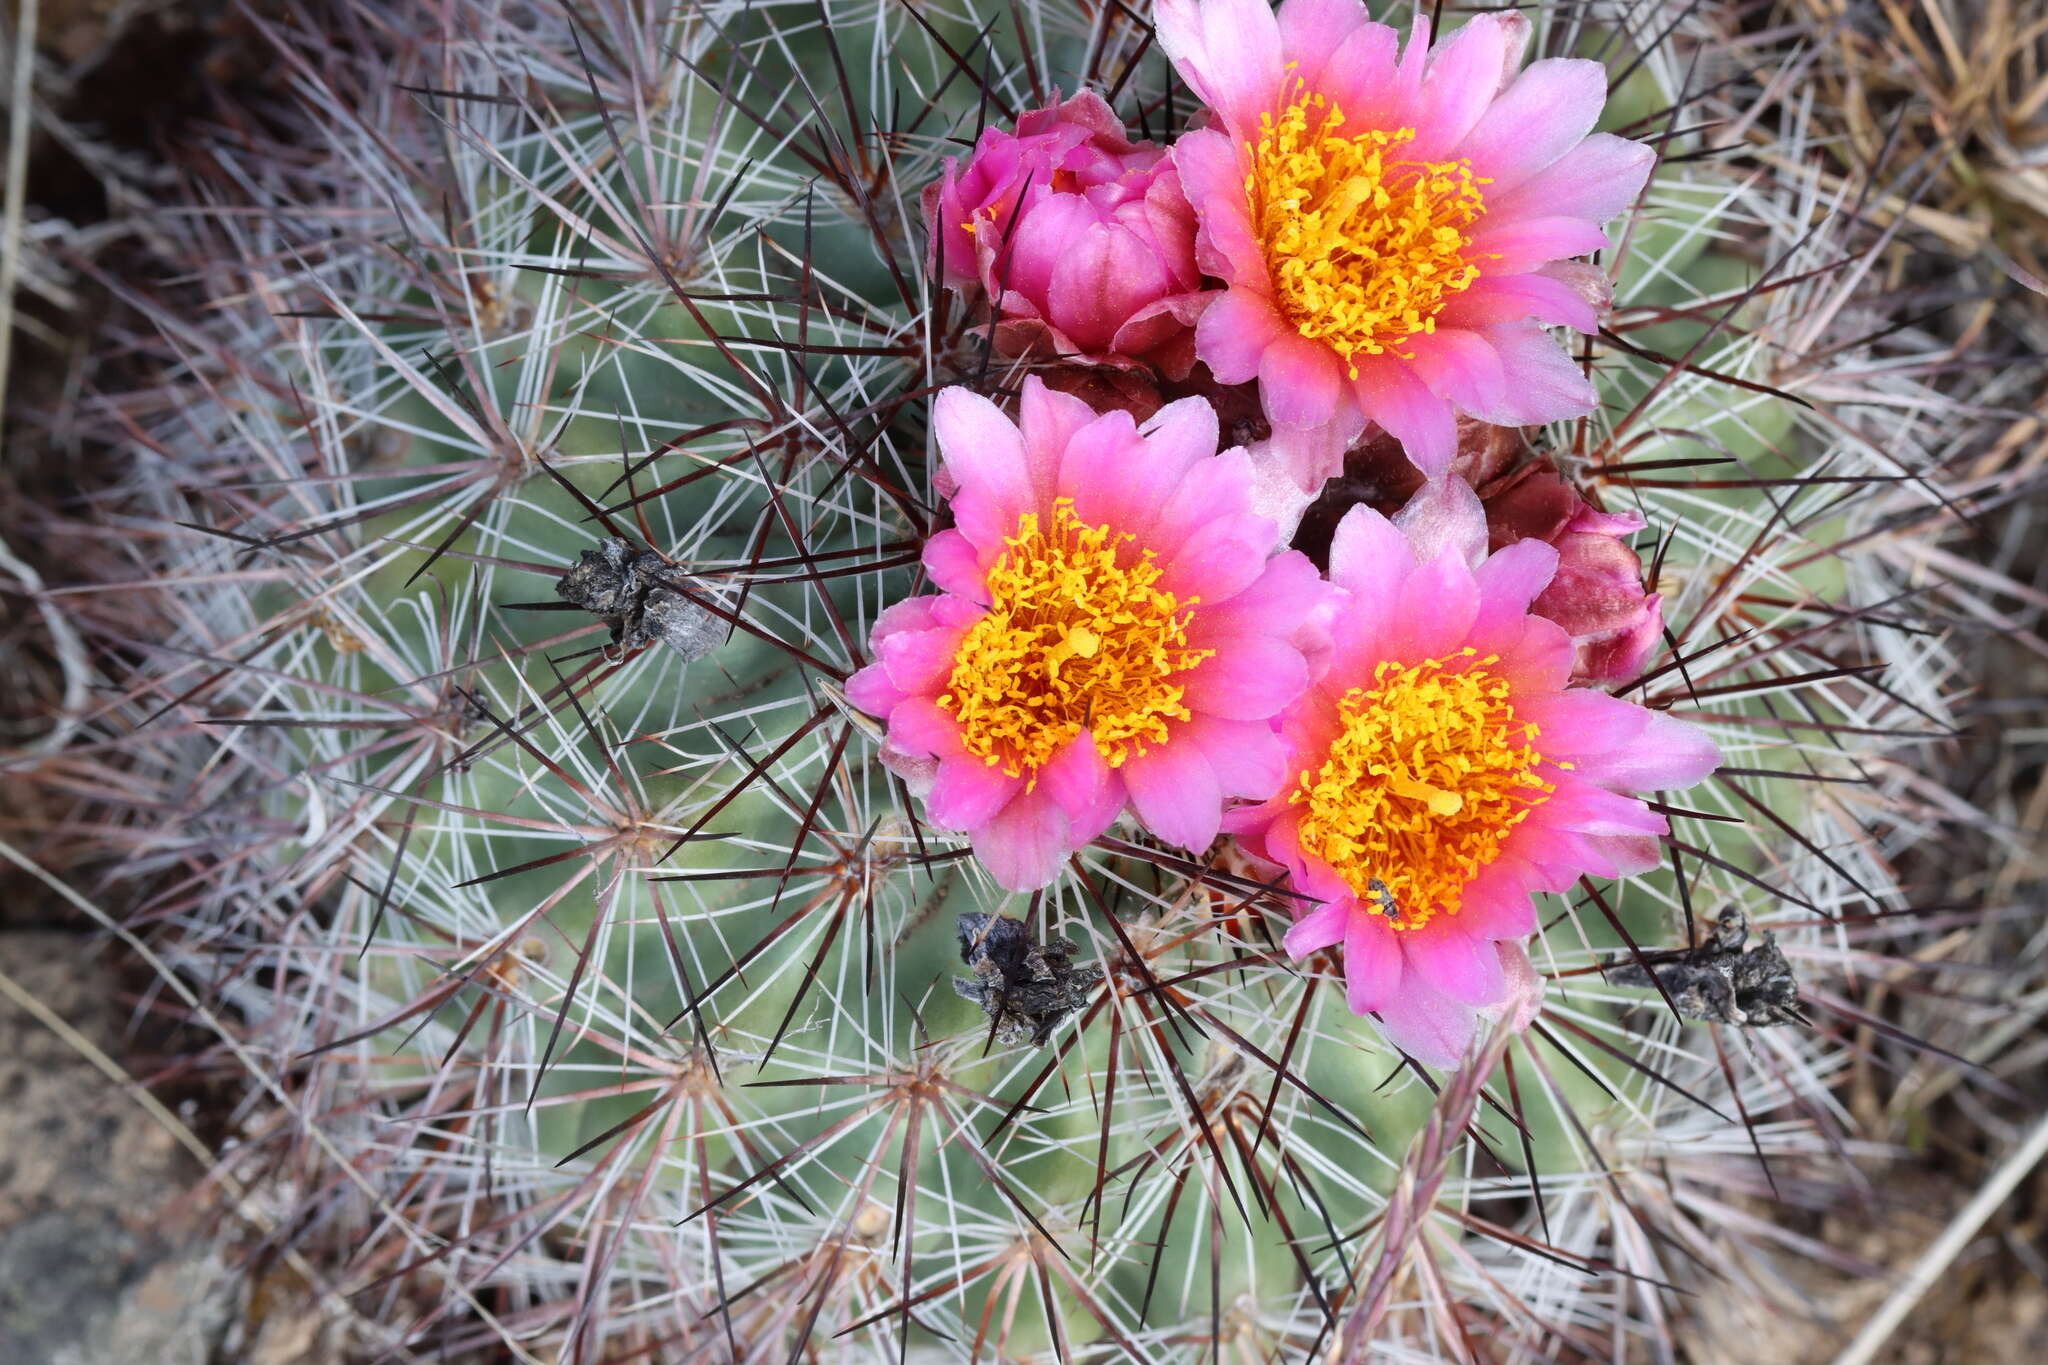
[1607,907,1805,1027]
[556,538,725,660]
[953,912,1103,1046]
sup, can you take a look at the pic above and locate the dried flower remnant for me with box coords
[1296,421,1664,685]
[556,538,726,660]
[1607,908,1805,1027]
[953,912,1103,1045]
[1157,2,1653,473]
[1228,478,1719,1064]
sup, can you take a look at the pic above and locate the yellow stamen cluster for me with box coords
[941,498,1212,781]
[1248,95,1488,373]
[1290,650,1553,930]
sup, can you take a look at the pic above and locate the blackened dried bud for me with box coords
[556,539,725,660]
[953,912,1102,1046]
[1606,907,1804,1027]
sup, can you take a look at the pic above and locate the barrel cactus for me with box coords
[37,1,2015,1359]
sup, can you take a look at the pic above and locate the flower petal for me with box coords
[927,755,1018,830]
[921,528,988,600]
[1471,321,1599,425]
[1436,271,1602,333]
[1123,740,1225,851]
[1404,924,1507,1006]
[844,661,903,717]
[1469,538,1561,643]
[933,386,1031,513]
[1455,57,1610,192]
[1039,731,1124,847]
[1260,331,1349,430]
[1375,977,1480,1066]
[1196,286,1288,385]
[1487,133,1656,226]
[1326,503,1415,599]
[1155,0,1285,134]
[1469,215,1614,275]
[1344,912,1403,1015]
[1184,715,1290,799]
[1411,13,1531,160]
[1391,472,1489,570]
[1351,356,1458,475]
[972,790,1073,891]
[1184,634,1313,719]
[1283,898,1351,957]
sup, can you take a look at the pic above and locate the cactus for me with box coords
[18,1,2027,1360]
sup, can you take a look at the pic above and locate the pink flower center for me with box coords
[1288,650,1552,928]
[1247,94,1488,373]
[940,499,1213,781]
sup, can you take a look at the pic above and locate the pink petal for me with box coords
[1138,393,1223,468]
[928,754,1019,829]
[1411,13,1531,161]
[1390,472,1489,570]
[879,625,961,696]
[844,661,903,718]
[887,696,966,759]
[1158,513,1278,601]
[1403,327,1508,419]
[869,594,946,640]
[1487,133,1656,226]
[1481,942,1547,1035]
[1173,130,1265,282]
[1472,322,1598,425]
[921,528,987,600]
[1183,715,1290,799]
[1190,547,1333,632]
[1403,924,1507,1006]
[1283,898,1351,957]
[1054,408,1176,534]
[1018,375,1101,488]
[1326,503,1414,598]
[1493,616,1575,694]
[1184,634,1313,720]
[972,791,1073,891]
[1455,58,1610,192]
[1470,215,1614,275]
[1277,0,1376,95]
[1436,272,1601,333]
[1454,872,1539,939]
[1196,287,1288,385]
[1259,331,1348,430]
[1375,978,1479,1066]
[932,387,1031,514]
[1154,0,1285,136]
[1123,740,1225,851]
[1520,694,1718,792]
[1350,357,1458,475]
[1469,538,1561,643]
[1316,20,1405,129]
[1538,774,1668,837]
[1582,832,1664,877]
[1039,730,1124,847]
[1382,548,1480,661]
[1152,448,1265,551]
[1344,912,1403,1015]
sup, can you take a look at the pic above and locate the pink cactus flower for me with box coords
[847,378,1327,891]
[1226,478,1718,1064]
[925,91,1209,376]
[1156,0,1654,473]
